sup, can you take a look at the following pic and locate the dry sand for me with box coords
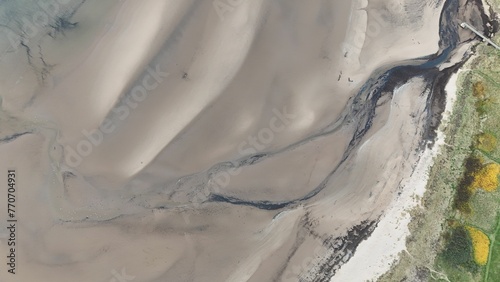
[0,0,486,281]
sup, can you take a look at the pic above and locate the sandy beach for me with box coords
[333,66,464,282]
[0,0,492,281]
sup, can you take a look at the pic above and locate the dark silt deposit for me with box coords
[310,220,379,282]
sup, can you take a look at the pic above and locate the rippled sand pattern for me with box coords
[0,0,490,281]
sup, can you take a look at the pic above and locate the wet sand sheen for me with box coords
[0,0,493,281]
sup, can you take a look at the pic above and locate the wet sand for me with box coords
[0,0,493,281]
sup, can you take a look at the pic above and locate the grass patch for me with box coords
[484,217,500,281]
[468,190,500,234]
[485,243,500,281]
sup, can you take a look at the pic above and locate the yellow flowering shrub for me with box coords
[471,163,500,192]
[466,226,490,265]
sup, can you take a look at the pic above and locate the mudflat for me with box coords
[0,0,490,281]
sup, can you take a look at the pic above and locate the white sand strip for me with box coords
[332,70,460,281]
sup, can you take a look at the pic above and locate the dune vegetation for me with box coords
[436,42,500,282]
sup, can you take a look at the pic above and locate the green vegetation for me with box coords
[435,44,500,281]
[440,226,476,271]
[484,217,500,281]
